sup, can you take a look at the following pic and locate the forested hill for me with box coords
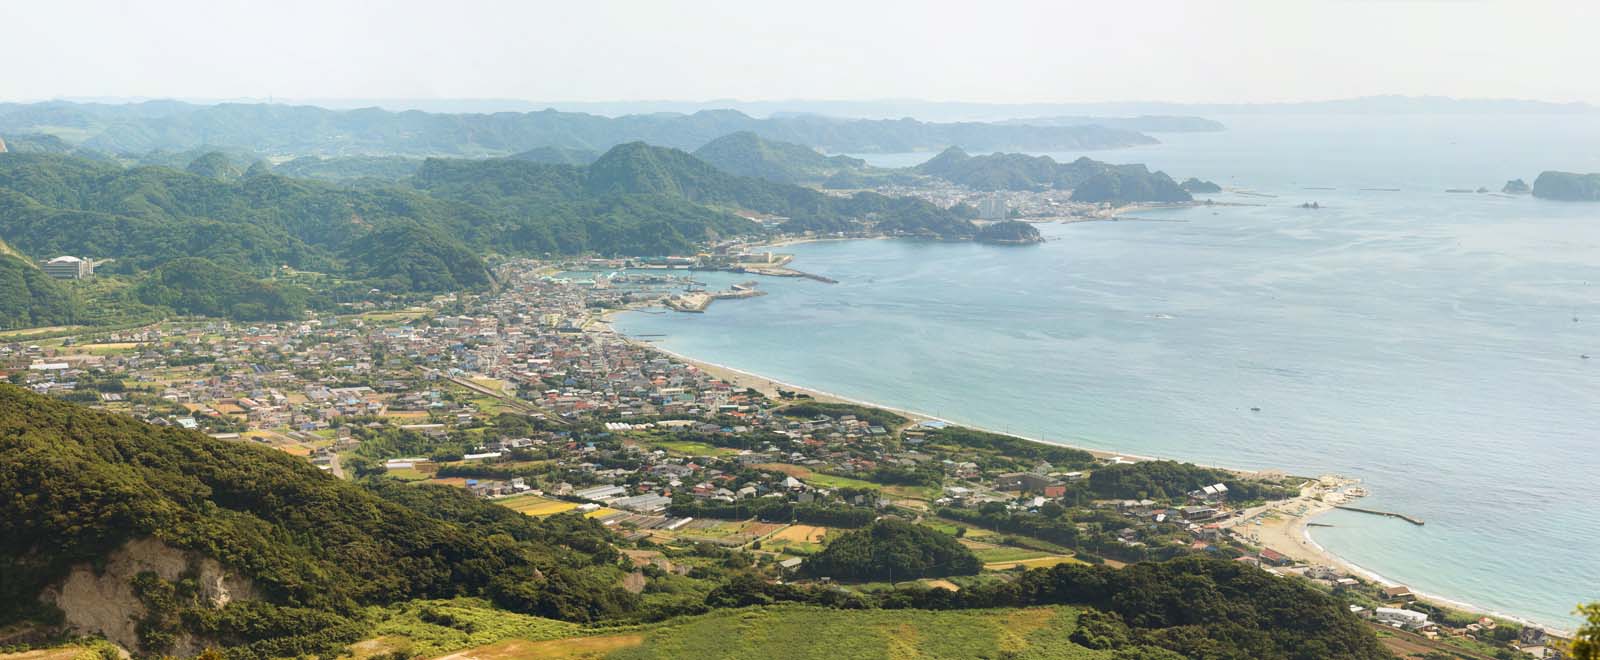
[0,384,637,656]
[0,246,81,330]
[413,142,978,240]
[0,151,495,313]
[0,142,983,326]
[692,131,870,185]
[0,100,1158,156]
[914,146,1193,202]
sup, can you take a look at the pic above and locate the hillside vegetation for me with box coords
[802,519,982,581]
[976,220,1044,244]
[692,131,870,185]
[0,248,80,329]
[608,604,1114,660]
[0,384,1393,660]
[1069,168,1191,203]
[0,385,636,657]
[914,147,1192,202]
[132,257,308,321]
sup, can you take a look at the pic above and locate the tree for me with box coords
[802,519,980,582]
[1574,602,1600,660]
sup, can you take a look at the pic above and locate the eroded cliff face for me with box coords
[38,537,257,654]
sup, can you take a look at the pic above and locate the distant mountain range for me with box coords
[80,95,1581,121]
[0,100,1158,157]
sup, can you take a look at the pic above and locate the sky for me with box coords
[1,0,1597,105]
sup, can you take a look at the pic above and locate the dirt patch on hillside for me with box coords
[38,537,257,654]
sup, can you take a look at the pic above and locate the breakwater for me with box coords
[1334,505,1424,526]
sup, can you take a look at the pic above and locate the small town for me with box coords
[1,256,1568,660]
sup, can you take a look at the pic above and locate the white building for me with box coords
[1374,607,1429,629]
[41,256,93,280]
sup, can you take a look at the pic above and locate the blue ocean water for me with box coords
[613,114,1600,629]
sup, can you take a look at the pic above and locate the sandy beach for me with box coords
[1228,481,1575,636]
[587,282,1570,635]
[591,305,1234,468]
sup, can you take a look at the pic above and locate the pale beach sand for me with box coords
[588,297,1568,635]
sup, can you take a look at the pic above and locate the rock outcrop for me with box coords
[975,220,1044,245]
[1530,171,1600,200]
[1180,177,1222,193]
[39,537,257,654]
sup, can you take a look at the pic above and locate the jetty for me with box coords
[737,265,837,283]
[1334,505,1424,526]
[665,282,767,312]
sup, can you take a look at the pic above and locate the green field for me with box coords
[801,471,882,491]
[359,603,1110,660]
[385,467,430,481]
[650,440,739,457]
[361,598,581,658]
[972,546,1053,564]
[608,604,1107,660]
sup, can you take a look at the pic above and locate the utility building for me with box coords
[41,256,93,280]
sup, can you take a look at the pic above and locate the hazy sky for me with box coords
[3,0,1596,105]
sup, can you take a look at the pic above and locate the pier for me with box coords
[1334,505,1424,526]
[736,265,838,283]
[665,283,768,312]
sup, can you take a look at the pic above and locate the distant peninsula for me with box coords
[694,131,871,186]
[1532,171,1600,201]
[913,147,1194,203]
[1003,115,1226,132]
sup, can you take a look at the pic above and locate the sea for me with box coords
[612,113,1600,630]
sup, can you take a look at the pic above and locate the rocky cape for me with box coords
[1531,171,1600,201]
[975,220,1045,245]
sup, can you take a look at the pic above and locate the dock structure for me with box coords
[736,265,838,283]
[1334,505,1424,526]
[665,285,767,313]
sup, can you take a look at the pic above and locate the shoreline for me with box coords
[1238,489,1573,635]
[1295,511,1575,637]
[645,321,1577,634]
[588,239,1576,636]
[595,310,1172,468]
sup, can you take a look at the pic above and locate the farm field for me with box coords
[605,604,1104,660]
[970,545,1053,564]
[762,524,831,555]
[751,463,880,491]
[984,555,1081,571]
[344,604,1107,660]
[648,440,738,457]
[770,524,828,544]
[496,494,578,516]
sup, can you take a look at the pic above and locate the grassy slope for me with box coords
[610,605,1103,660]
[349,603,1105,660]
